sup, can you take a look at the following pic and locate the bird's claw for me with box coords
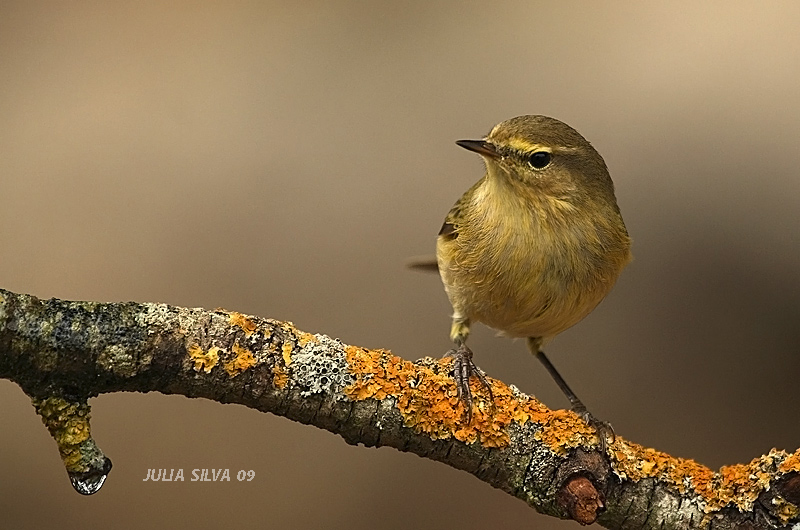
[446,343,494,423]
[574,406,615,453]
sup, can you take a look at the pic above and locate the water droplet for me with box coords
[67,457,113,495]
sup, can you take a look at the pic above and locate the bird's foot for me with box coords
[445,342,493,423]
[573,405,615,453]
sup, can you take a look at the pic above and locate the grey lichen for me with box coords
[291,334,353,398]
[97,344,137,377]
[135,302,180,333]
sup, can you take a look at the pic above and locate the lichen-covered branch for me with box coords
[0,287,798,528]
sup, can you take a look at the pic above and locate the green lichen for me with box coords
[32,396,93,471]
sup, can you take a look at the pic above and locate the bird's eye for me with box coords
[528,151,551,169]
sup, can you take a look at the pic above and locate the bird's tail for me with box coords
[406,256,439,273]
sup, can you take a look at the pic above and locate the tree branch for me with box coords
[1,287,798,528]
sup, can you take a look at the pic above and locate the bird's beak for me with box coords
[456,139,501,160]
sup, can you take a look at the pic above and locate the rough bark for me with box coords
[1,287,798,528]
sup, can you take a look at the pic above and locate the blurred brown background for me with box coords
[2,1,800,528]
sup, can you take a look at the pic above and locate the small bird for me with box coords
[434,115,631,437]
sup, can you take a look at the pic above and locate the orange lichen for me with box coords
[228,312,257,336]
[779,448,800,473]
[272,365,288,389]
[341,343,800,516]
[533,408,597,455]
[692,453,782,512]
[281,341,293,366]
[343,345,600,450]
[297,331,316,347]
[189,345,220,373]
[612,440,800,513]
[612,440,708,488]
[224,342,257,376]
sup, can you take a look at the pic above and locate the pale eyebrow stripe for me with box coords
[502,137,582,155]
[507,138,548,153]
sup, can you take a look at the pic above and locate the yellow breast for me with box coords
[437,175,629,341]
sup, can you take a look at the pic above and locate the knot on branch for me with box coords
[556,449,610,525]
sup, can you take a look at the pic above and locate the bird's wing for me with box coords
[439,177,485,239]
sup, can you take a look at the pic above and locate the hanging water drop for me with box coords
[68,457,113,495]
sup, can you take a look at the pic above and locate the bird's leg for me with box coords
[445,317,493,423]
[527,338,615,451]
